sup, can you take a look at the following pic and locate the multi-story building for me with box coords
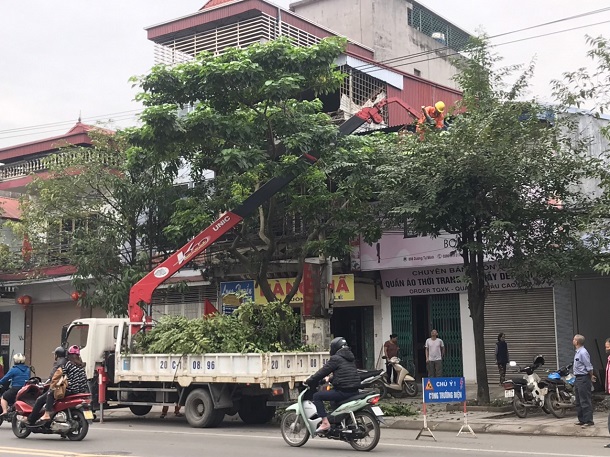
[290,0,469,89]
[0,122,108,375]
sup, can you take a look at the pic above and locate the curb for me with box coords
[384,417,608,438]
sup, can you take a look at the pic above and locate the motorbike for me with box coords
[0,376,40,427]
[363,356,417,398]
[544,363,576,418]
[11,376,94,441]
[357,368,386,396]
[280,386,384,451]
[502,355,549,418]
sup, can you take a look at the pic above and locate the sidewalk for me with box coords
[383,383,610,438]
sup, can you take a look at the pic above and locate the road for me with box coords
[1,416,610,457]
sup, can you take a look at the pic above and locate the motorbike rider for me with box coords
[40,345,89,421]
[28,346,67,425]
[0,353,31,418]
[305,337,362,434]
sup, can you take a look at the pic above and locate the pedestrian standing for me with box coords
[383,334,400,383]
[496,333,509,384]
[573,334,595,427]
[425,329,445,378]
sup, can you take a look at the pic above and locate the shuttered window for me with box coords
[484,288,556,384]
[151,284,218,319]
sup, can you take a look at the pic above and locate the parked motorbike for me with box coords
[544,363,576,418]
[502,355,549,418]
[11,377,93,441]
[357,368,386,397]
[358,357,417,399]
[280,386,383,451]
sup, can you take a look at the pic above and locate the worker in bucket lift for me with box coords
[417,101,446,131]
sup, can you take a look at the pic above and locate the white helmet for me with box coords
[13,353,25,364]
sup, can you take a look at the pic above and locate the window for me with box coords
[47,216,100,255]
[65,324,89,350]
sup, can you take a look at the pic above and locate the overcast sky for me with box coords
[1,0,609,148]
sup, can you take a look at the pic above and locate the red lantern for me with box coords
[71,292,80,301]
[18,295,32,309]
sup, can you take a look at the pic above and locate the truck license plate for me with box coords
[83,410,94,420]
[504,390,514,398]
[371,406,384,416]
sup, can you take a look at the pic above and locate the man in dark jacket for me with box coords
[306,337,361,433]
[28,346,67,425]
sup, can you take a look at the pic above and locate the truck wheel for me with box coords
[129,405,153,416]
[185,388,218,428]
[238,396,276,424]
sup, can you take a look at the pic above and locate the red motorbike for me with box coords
[11,376,93,441]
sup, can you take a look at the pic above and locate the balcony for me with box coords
[0,149,118,182]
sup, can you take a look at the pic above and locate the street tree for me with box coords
[553,35,610,273]
[375,39,603,404]
[19,131,181,316]
[129,38,385,308]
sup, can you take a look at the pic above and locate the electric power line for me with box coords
[359,18,610,75]
[2,7,610,141]
[352,7,610,73]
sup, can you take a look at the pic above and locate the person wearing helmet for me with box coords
[0,353,31,418]
[40,345,88,422]
[305,337,362,433]
[417,101,446,133]
[27,346,68,425]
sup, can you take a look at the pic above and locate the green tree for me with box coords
[553,35,610,273]
[19,130,181,316]
[375,39,602,403]
[129,38,385,309]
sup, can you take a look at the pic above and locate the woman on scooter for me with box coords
[40,345,88,422]
[0,353,30,419]
[305,337,362,434]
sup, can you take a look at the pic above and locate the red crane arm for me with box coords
[128,97,415,326]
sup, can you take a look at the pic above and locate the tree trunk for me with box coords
[468,287,490,404]
[463,228,490,404]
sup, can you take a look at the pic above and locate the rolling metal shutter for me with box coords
[151,284,218,319]
[484,288,556,384]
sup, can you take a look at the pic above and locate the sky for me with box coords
[1,0,609,149]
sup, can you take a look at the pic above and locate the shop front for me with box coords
[380,265,561,383]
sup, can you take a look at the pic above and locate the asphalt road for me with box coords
[1,416,610,457]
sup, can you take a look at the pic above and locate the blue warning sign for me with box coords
[422,377,466,403]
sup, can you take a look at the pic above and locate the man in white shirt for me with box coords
[425,329,445,378]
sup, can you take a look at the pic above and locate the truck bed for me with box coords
[116,352,329,388]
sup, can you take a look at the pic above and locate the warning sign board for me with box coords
[422,377,466,403]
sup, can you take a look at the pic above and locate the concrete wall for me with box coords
[292,0,461,89]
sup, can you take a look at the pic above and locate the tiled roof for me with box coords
[201,0,238,9]
[0,197,21,220]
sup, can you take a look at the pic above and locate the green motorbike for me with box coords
[280,386,384,452]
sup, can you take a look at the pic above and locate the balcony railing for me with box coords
[0,150,118,181]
